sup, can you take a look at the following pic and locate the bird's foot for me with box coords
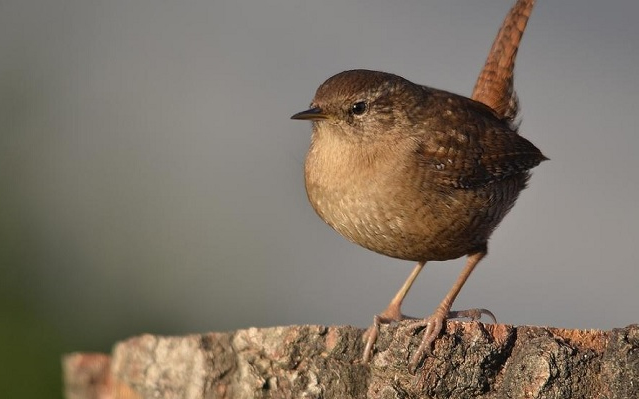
[406,311,445,373]
[406,307,497,373]
[362,304,414,363]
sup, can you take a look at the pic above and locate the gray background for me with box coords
[1,0,638,395]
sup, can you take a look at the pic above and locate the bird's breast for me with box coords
[304,131,446,260]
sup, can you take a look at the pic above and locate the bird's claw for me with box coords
[405,308,497,373]
[362,309,413,363]
[362,315,381,363]
[448,308,497,324]
[407,314,444,373]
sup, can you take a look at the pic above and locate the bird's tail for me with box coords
[471,0,536,121]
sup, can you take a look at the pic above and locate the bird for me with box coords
[291,0,544,372]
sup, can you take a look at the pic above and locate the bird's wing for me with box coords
[415,96,545,189]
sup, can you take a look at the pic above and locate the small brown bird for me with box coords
[291,0,544,372]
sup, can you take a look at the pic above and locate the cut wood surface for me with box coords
[63,322,638,399]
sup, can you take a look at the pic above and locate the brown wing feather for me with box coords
[416,89,546,188]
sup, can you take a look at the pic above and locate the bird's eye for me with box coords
[351,101,368,116]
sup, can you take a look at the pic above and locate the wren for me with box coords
[291,0,544,372]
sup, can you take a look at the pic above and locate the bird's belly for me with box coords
[306,174,524,262]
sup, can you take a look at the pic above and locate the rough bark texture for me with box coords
[63,322,638,399]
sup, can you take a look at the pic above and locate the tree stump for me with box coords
[63,322,639,399]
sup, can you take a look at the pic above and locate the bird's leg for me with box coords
[362,261,425,362]
[407,251,487,373]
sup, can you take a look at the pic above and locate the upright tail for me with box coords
[471,0,536,121]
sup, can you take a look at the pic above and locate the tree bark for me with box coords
[63,322,638,399]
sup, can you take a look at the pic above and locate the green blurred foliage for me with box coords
[0,297,65,399]
[0,62,64,399]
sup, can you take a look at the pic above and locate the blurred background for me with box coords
[2,0,638,397]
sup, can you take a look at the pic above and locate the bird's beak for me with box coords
[290,107,329,121]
